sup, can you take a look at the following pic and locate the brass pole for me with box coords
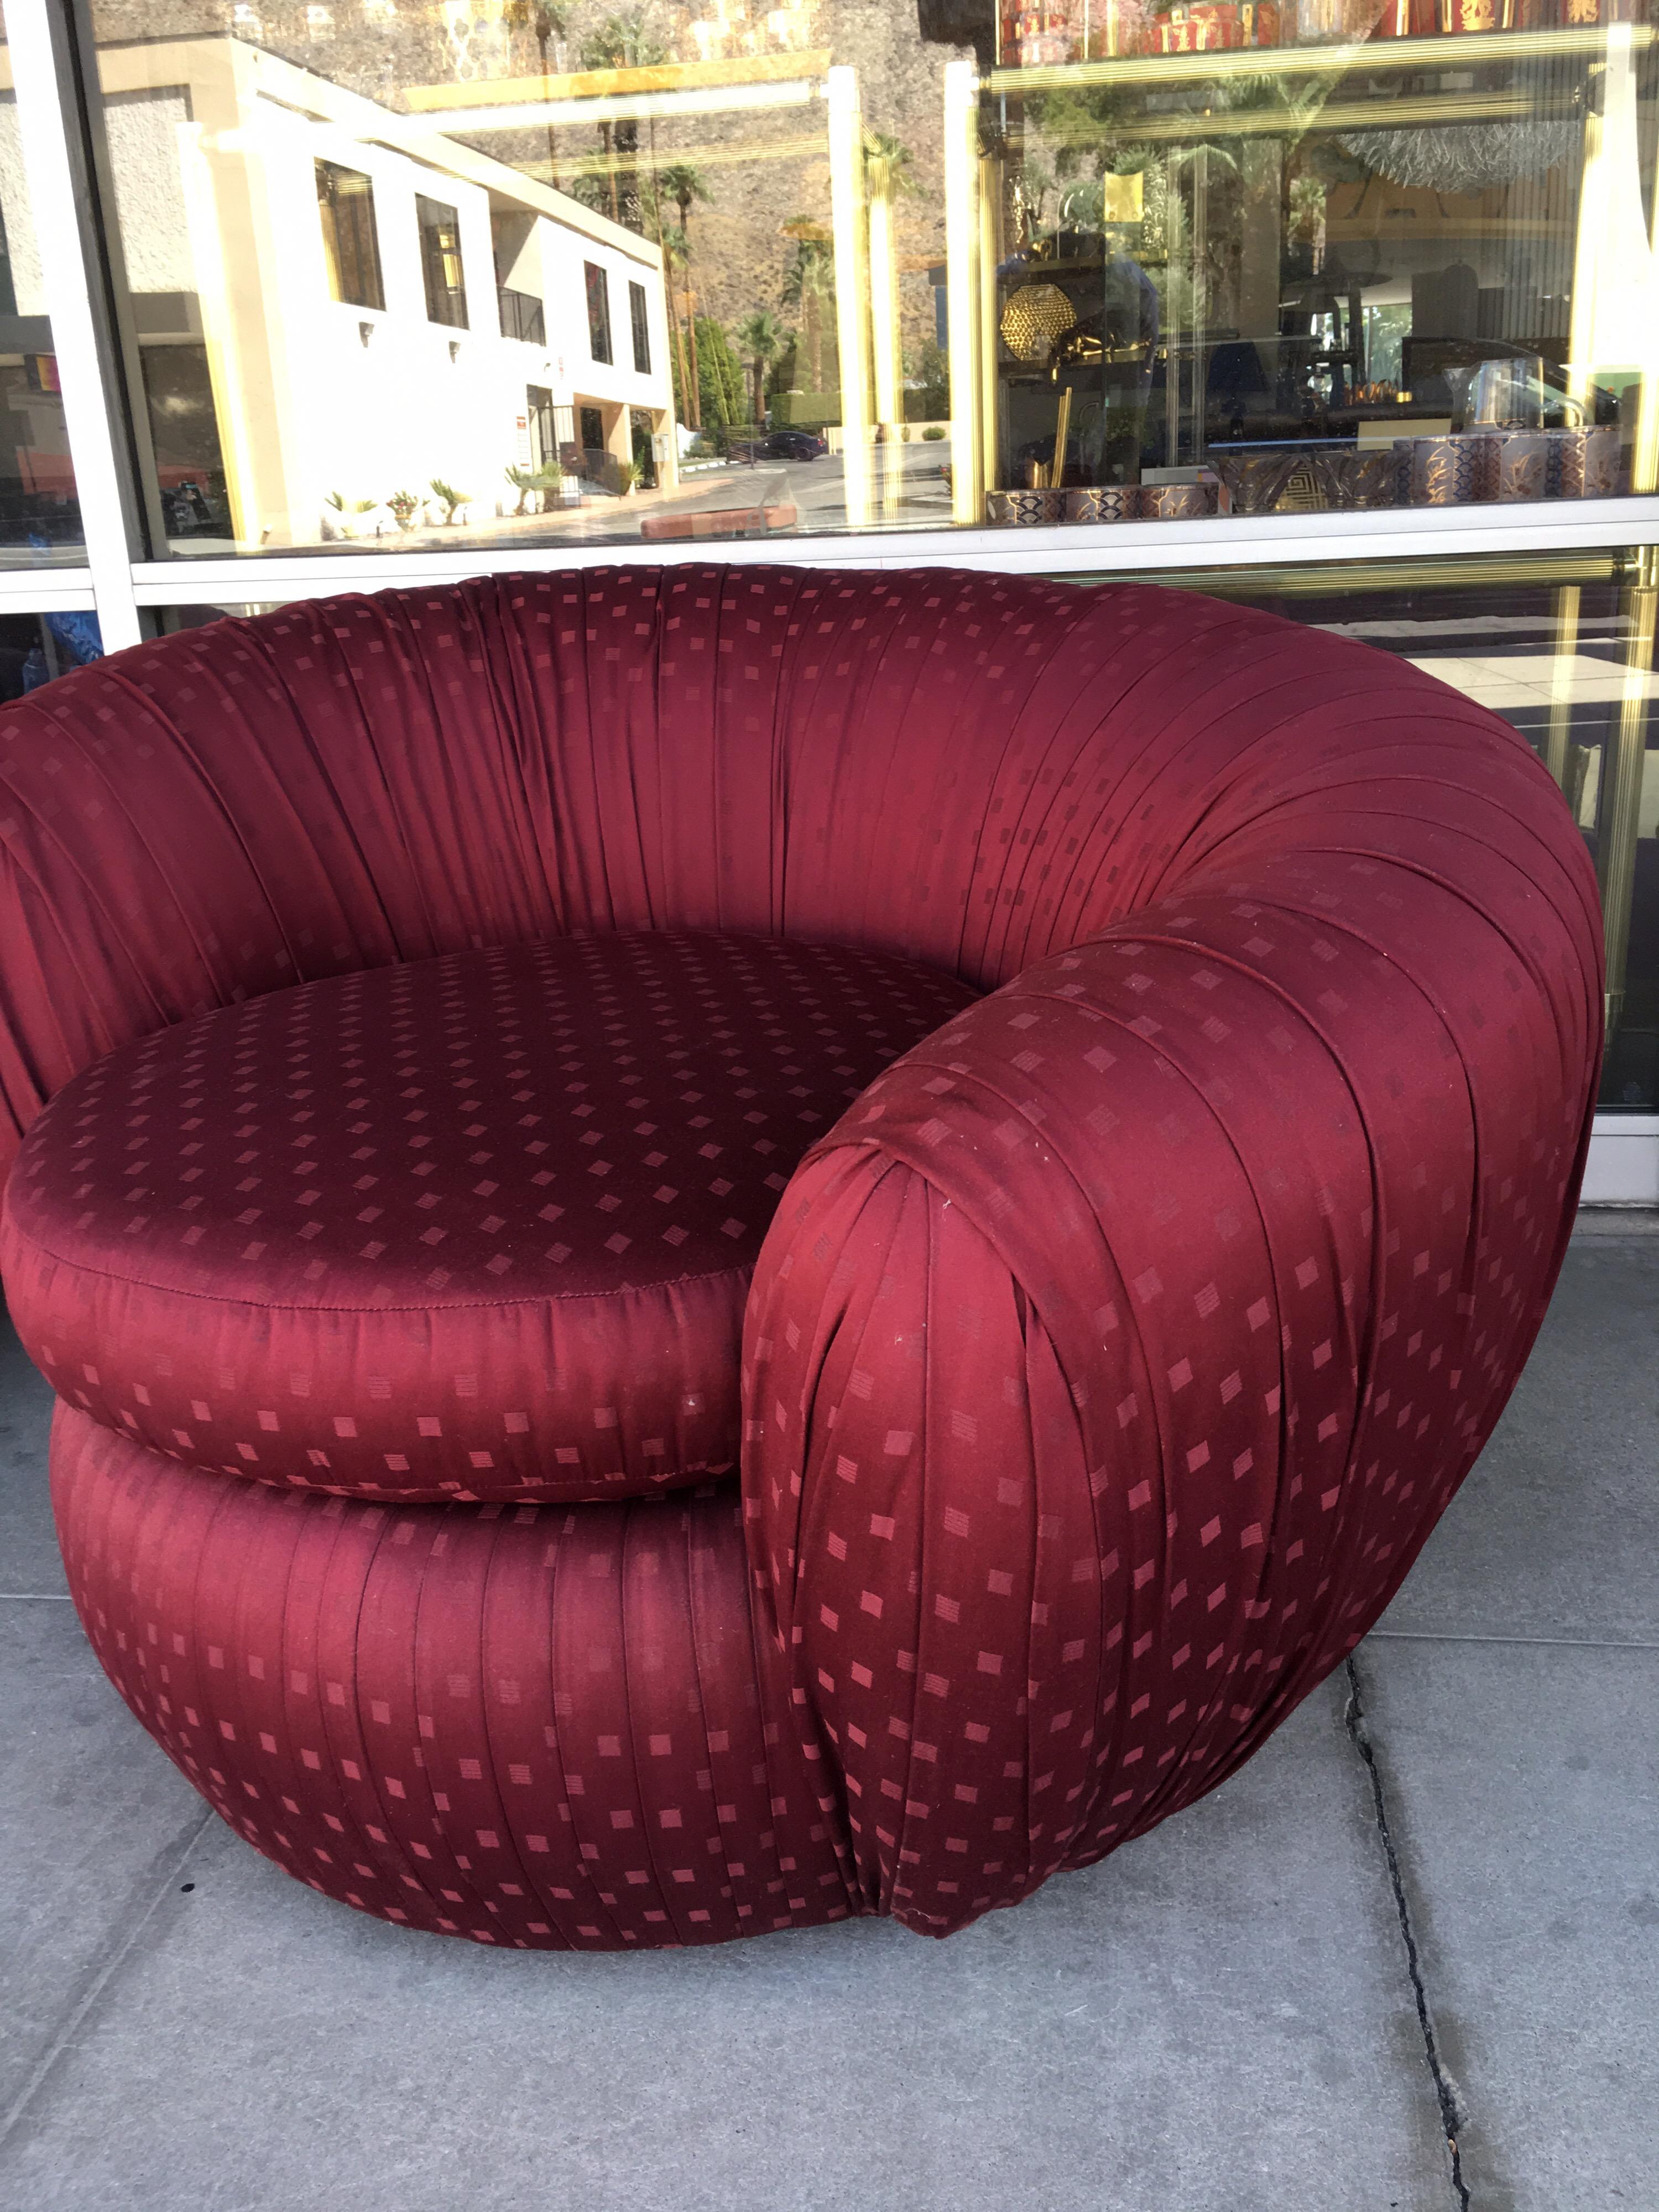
[828,67,873,528]
[1543,583,1581,792]
[943,61,984,524]
[1598,549,1658,1037]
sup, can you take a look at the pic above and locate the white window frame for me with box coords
[1,0,1651,1197]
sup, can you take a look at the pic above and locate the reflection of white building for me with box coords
[73,39,677,548]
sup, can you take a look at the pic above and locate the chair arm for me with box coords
[742,847,1600,1936]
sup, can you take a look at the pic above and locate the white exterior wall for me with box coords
[542,221,673,416]
[87,40,674,548]
[238,95,673,538]
[0,96,48,314]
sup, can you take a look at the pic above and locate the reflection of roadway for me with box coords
[568,444,957,542]
[152,446,962,564]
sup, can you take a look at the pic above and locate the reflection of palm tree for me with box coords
[658,163,711,244]
[864,131,915,196]
[658,223,697,429]
[734,309,784,426]
[581,9,665,228]
[781,225,834,395]
[656,166,710,427]
[529,7,566,191]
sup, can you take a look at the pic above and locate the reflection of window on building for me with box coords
[525,384,555,472]
[498,286,544,345]
[586,263,613,366]
[136,340,232,542]
[416,195,468,329]
[630,404,657,489]
[629,280,650,375]
[315,161,383,312]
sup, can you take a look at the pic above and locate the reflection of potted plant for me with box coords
[387,489,420,529]
[619,457,644,497]
[429,477,469,525]
[323,489,378,538]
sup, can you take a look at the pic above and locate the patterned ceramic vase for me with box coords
[989,489,1065,525]
[1553,427,1620,500]
[1314,448,1405,510]
[989,487,1067,525]
[1487,432,1551,504]
[1065,486,1140,523]
[1371,0,1436,32]
[1290,0,1385,40]
[1209,452,1302,515]
[1399,434,1491,506]
[1155,1,1280,46]
[1084,0,1156,55]
[1437,0,1539,28]
[1139,481,1212,520]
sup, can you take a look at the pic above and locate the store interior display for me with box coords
[977,9,1658,524]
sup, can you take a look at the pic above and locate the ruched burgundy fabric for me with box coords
[3,933,973,1501]
[52,1408,852,1947]
[0,564,1602,1952]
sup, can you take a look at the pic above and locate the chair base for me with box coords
[52,1405,855,1950]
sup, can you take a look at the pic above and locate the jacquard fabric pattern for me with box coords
[0,565,1603,1952]
[3,935,973,1501]
[53,1408,852,1949]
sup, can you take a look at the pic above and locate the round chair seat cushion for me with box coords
[2,933,975,1502]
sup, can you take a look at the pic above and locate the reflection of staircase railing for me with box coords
[497,287,546,346]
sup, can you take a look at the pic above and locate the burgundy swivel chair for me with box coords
[0,566,1601,1948]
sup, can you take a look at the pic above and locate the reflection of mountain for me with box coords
[93,0,969,374]
[625,1,961,357]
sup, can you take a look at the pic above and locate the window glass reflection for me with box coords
[1077,544,1659,1105]
[317,159,384,310]
[76,4,1659,554]
[977,11,1659,526]
[0,0,86,563]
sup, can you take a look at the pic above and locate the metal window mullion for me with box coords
[117,494,1659,606]
[8,0,142,650]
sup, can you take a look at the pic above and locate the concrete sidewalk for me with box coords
[1,1225,1653,2210]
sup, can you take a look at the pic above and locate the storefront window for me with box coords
[1066,542,1659,1105]
[60,3,1659,557]
[0,0,87,563]
[973,7,1659,528]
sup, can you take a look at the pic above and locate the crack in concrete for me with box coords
[0,1806,217,2161]
[1370,1628,1659,1651]
[1344,1656,1473,2212]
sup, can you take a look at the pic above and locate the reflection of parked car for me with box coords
[760,429,827,460]
[731,429,828,463]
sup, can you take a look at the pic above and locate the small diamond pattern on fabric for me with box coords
[0,562,1603,1957]
[4,933,975,1501]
